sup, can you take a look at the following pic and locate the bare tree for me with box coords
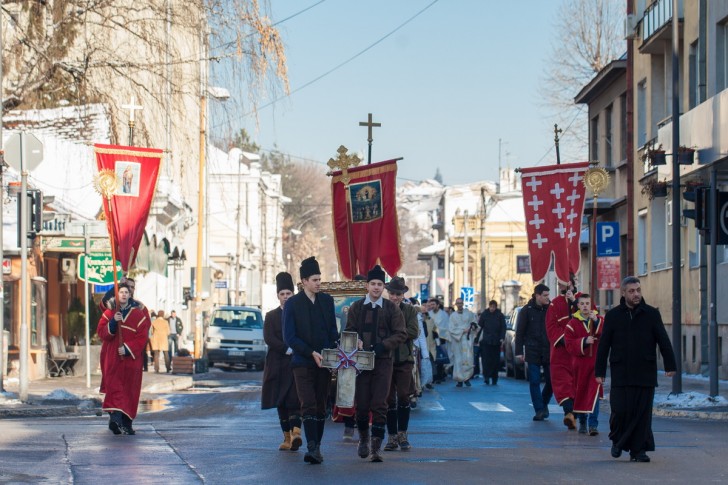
[540,0,625,161]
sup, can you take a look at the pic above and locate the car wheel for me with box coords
[255,363,264,371]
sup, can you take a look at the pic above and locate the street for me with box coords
[1,369,727,484]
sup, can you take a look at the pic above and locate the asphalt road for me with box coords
[1,369,727,484]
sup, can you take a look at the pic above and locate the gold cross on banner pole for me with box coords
[358,113,381,165]
[327,145,361,187]
[121,97,144,146]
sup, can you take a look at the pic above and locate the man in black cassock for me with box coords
[595,276,677,463]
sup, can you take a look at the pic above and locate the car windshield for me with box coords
[210,309,263,329]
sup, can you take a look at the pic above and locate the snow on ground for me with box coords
[654,391,728,408]
[43,389,81,401]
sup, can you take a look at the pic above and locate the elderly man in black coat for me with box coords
[261,272,302,452]
[595,276,677,463]
[478,300,506,386]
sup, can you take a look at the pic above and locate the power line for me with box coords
[533,106,585,166]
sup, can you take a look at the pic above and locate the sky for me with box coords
[211,0,576,186]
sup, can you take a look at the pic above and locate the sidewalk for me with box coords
[0,370,197,418]
[651,373,728,420]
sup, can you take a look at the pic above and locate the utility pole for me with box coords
[194,25,207,360]
[235,153,243,305]
[670,0,682,394]
[0,6,5,393]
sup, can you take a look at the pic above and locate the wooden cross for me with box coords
[359,113,381,165]
[327,145,361,187]
[121,97,144,146]
[321,331,374,408]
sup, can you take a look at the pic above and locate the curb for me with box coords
[653,407,728,420]
[141,376,194,394]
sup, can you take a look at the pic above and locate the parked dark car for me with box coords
[503,306,526,379]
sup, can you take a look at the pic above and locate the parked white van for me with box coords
[204,306,266,369]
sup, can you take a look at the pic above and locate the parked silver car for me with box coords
[503,306,526,379]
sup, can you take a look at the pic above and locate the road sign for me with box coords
[597,256,621,290]
[214,281,228,289]
[460,286,475,309]
[77,253,122,284]
[596,222,620,257]
[2,258,10,275]
[419,283,429,303]
[4,132,44,171]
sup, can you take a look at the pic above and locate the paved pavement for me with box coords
[1,370,727,419]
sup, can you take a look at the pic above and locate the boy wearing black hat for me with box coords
[383,276,420,452]
[261,272,302,452]
[283,257,339,465]
[345,265,407,462]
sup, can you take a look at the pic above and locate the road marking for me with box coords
[470,402,513,412]
[419,401,445,411]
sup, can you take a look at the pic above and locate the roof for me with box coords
[574,59,627,105]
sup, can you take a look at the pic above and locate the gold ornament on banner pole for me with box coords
[584,165,610,305]
[94,169,125,349]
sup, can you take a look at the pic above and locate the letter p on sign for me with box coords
[596,222,620,257]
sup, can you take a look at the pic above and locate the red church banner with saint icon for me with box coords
[331,159,403,279]
[520,162,590,284]
[94,143,163,271]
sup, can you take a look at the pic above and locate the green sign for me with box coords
[77,253,122,284]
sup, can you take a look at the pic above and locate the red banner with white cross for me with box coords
[520,162,590,284]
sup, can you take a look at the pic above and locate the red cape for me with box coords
[97,302,151,419]
[565,313,603,413]
[546,295,575,404]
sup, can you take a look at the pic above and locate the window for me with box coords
[638,211,648,275]
[619,95,627,161]
[637,80,647,146]
[717,19,728,92]
[650,200,668,270]
[692,335,696,363]
[2,282,12,344]
[590,115,599,161]
[689,227,701,268]
[605,104,613,167]
[689,40,699,109]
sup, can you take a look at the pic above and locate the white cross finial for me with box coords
[532,233,548,249]
[121,97,144,123]
[550,183,564,199]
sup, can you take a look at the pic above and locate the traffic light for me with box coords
[16,188,43,244]
[683,186,707,230]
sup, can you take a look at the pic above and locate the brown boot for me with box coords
[278,431,292,450]
[383,434,399,451]
[290,427,302,451]
[369,437,384,462]
[563,412,577,430]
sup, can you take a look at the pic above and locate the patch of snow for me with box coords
[654,391,728,408]
[44,389,80,401]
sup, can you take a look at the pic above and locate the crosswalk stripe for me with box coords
[419,401,445,411]
[470,402,513,412]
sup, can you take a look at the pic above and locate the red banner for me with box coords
[94,144,162,271]
[331,159,402,279]
[520,162,590,283]
[597,256,621,290]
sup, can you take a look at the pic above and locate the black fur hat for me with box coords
[276,272,294,293]
[367,264,386,283]
[299,256,321,279]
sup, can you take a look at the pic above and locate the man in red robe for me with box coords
[545,276,577,429]
[97,282,151,435]
[565,293,603,436]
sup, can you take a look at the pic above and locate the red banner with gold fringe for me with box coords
[331,159,402,279]
[94,143,162,271]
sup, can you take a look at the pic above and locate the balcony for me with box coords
[639,0,683,54]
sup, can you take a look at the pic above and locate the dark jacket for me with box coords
[595,297,677,387]
[393,302,420,364]
[514,297,550,365]
[261,307,298,410]
[345,298,407,359]
[478,309,506,346]
[283,290,338,368]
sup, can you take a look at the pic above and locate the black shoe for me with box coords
[533,410,546,421]
[120,425,136,435]
[304,442,322,464]
[630,451,650,463]
[542,407,550,419]
[578,420,587,434]
[108,412,122,435]
[456,382,463,388]
[425,384,434,390]
[464,380,472,387]
[589,427,599,436]
[484,380,490,385]
[611,445,622,458]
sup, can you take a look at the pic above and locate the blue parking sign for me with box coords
[596,222,620,257]
[460,287,475,309]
